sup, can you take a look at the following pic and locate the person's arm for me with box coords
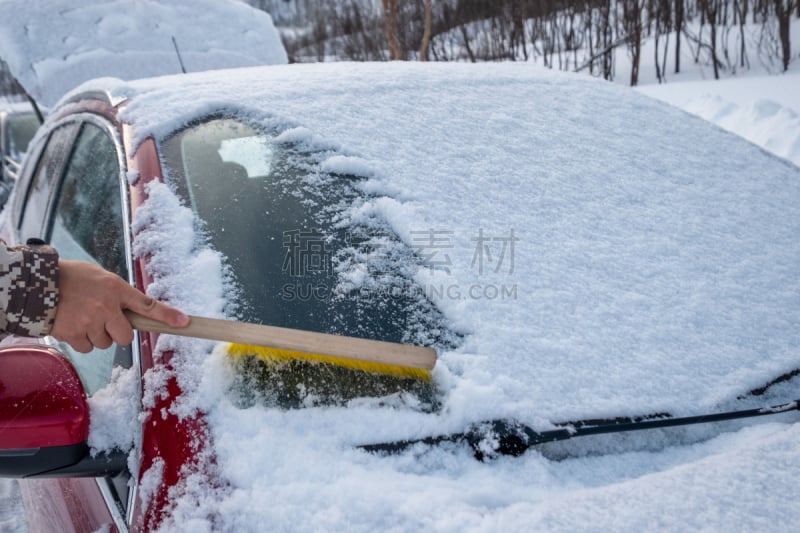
[0,240,59,339]
[1,240,188,351]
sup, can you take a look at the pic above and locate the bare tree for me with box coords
[250,0,792,83]
[510,0,529,60]
[735,0,750,69]
[675,0,685,72]
[697,0,722,78]
[599,0,616,80]
[653,0,672,82]
[773,0,796,71]
[460,23,478,62]
[382,0,405,60]
[419,0,433,60]
[624,0,646,85]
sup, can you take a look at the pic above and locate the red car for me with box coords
[0,94,215,531]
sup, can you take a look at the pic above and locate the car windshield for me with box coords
[160,118,456,403]
[6,112,39,156]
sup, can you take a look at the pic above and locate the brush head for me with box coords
[227,343,432,381]
[226,343,437,409]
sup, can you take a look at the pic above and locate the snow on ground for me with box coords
[618,18,800,168]
[0,478,26,533]
[638,74,800,167]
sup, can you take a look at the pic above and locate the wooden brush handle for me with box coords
[125,310,436,371]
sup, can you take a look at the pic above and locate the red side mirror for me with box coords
[0,344,89,448]
[0,344,93,477]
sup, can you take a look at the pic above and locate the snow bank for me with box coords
[0,479,27,533]
[639,74,800,167]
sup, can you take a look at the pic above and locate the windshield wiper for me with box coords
[360,399,800,460]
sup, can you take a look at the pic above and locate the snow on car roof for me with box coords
[0,0,286,108]
[83,61,800,426]
[0,99,34,112]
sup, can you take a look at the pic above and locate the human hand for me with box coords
[51,259,190,353]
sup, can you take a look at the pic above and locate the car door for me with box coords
[15,114,137,533]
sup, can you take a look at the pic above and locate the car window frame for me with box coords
[10,118,81,240]
[35,112,140,531]
[0,111,9,160]
[46,120,129,282]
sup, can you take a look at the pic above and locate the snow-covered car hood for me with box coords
[0,0,287,108]
[98,61,800,426]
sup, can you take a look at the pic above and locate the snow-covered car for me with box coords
[0,60,799,531]
[0,103,40,205]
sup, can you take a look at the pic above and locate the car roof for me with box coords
[0,101,36,116]
[68,61,800,424]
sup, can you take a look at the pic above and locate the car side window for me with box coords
[47,121,131,395]
[16,122,79,240]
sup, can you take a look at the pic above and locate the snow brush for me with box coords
[126,311,437,405]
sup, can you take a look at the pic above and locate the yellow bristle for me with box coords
[226,343,432,382]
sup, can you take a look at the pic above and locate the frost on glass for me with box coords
[161,118,458,408]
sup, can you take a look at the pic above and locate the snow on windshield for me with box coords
[217,136,275,178]
[0,0,287,107]
[119,62,800,421]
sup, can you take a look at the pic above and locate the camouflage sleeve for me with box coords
[0,239,59,339]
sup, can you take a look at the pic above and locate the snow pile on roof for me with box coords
[0,0,287,107]
[0,100,35,114]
